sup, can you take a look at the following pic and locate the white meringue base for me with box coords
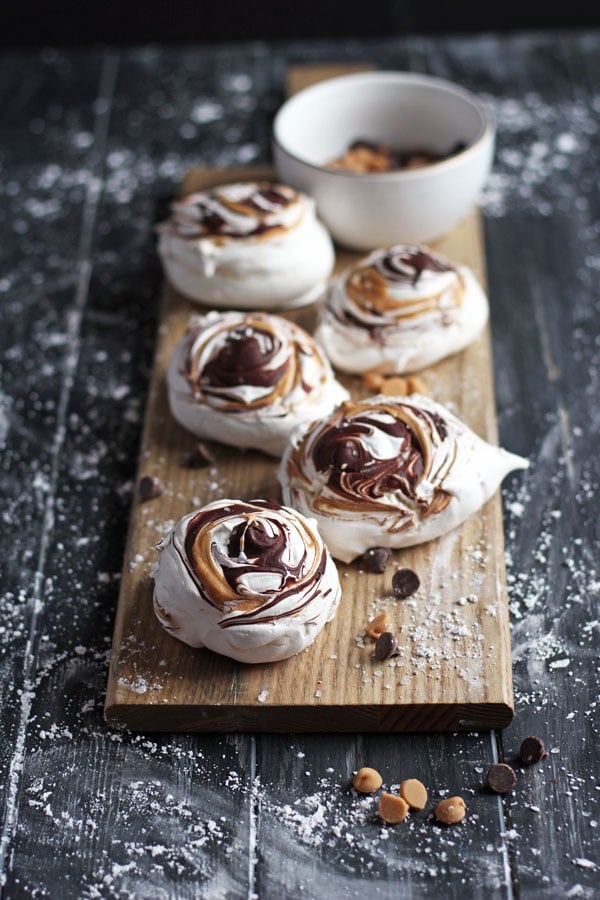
[167,326,349,457]
[159,210,335,310]
[152,503,341,664]
[315,267,489,374]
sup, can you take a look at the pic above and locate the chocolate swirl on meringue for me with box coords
[200,326,287,395]
[284,398,454,522]
[156,179,335,311]
[182,312,332,412]
[160,182,302,242]
[175,500,329,626]
[375,247,456,286]
[167,311,349,456]
[279,395,529,562]
[312,414,425,501]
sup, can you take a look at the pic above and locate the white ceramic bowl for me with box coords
[272,71,495,250]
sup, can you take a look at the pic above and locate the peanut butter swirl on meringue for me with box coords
[279,394,528,562]
[315,244,489,375]
[168,311,349,456]
[346,246,460,320]
[153,499,341,663]
[182,501,327,620]
[161,182,303,243]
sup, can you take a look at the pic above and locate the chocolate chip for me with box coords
[374,631,399,660]
[392,568,420,598]
[139,475,162,501]
[363,547,392,574]
[349,138,386,154]
[519,736,547,766]
[486,763,517,793]
[184,442,215,468]
[448,140,468,157]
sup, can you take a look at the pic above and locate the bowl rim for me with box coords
[272,70,496,182]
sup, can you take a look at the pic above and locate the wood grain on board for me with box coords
[285,62,375,96]
[105,65,514,733]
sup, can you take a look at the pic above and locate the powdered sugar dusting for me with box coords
[481,92,599,219]
[1,36,599,899]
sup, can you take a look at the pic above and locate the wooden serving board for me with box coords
[105,66,514,733]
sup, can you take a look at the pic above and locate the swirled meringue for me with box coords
[157,181,335,309]
[279,394,528,562]
[167,310,349,456]
[153,499,341,663]
[314,244,489,374]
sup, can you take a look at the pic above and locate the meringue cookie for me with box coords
[314,244,489,374]
[157,181,335,309]
[167,310,349,457]
[153,499,341,663]
[279,394,528,562]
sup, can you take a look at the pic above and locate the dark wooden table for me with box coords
[0,30,598,899]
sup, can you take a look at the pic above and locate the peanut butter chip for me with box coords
[404,153,437,170]
[363,372,429,397]
[366,612,391,640]
[378,792,409,824]
[405,375,428,395]
[379,376,408,397]
[434,796,466,825]
[328,143,393,173]
[400,778,428,810]
[363,370,385,392]
[353,767,383,793]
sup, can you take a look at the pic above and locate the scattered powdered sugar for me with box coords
[573,858,597,870]
[22,749,508,896]
[481,92,599,219]
[117,675,163,695]
[0,389,12,450]
[274,793,330,846]
[548,658,570,670]
[190,99,224,125]
[1,42,598,899]
[503,452,599,701]
[11,626,585,897]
